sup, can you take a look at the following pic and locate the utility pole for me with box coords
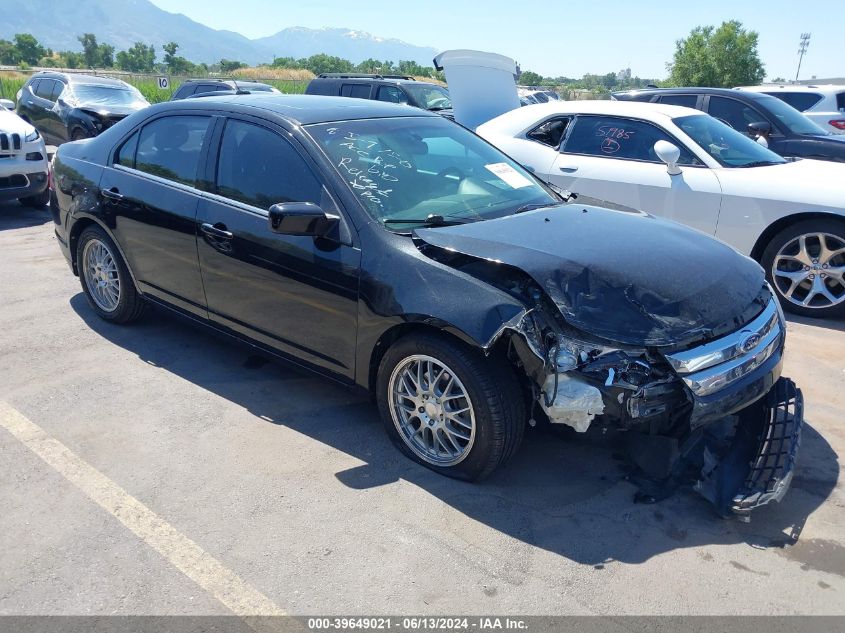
[795,33,811,82]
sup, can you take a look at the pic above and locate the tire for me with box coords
[76,225,145,324]
[761,218,845,319]
[19,186,50,208]
[376,332,525,481]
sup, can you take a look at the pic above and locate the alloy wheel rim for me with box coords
[82,238,120,312]
[772,232,845,309]
[388,354,476,467]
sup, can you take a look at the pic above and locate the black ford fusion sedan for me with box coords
[51,94,802,518]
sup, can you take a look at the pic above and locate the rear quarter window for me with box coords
[837,92,845,112]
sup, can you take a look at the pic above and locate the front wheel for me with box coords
[762,219,845,318]
[77,226,145,323]
[376,333,525,481]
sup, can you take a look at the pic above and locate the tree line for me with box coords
[1,20,767,90]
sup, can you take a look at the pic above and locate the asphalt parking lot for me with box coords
[1,199,843,616]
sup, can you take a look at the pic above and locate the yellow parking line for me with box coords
[0,401,286,617]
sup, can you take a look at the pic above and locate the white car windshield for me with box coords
[308,116,556,227]
[674,115,787,167]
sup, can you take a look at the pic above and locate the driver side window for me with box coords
[562,115,700,165]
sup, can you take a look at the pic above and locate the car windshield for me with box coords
[307,116,556,227]
[674,114,787,167]
[402,84,452,110]
[66,84,149,108]
[758,94,831,135]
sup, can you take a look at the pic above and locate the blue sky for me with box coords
[150,0,841,81]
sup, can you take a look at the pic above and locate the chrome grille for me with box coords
[664,297,784,397]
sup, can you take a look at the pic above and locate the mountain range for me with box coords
[2,0,440,66]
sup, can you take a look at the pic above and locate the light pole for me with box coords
[795,33,811,82]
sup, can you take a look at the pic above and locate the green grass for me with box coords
[0,76,27,102]
[0,72,308,105]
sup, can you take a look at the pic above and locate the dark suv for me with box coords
[612,87,845,162]
[305,74,453,118]
[170,79,279,101]
[16,72,150,145]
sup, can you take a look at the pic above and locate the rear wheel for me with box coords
[77,226,145,323]
[376,332,525,481]
[762,219,845,318]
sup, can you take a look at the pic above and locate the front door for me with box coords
[196,117,360,379]
[550,114,723,236]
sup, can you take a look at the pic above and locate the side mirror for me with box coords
[268,202,339,237]
[654,140,682,175]
[0,98,14,110]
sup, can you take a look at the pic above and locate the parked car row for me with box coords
[51,88,803,519]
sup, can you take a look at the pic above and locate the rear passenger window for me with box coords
[340,83,371,98]
[115,131,139,168]
[135,116,211,186]
[766,92,823,112]
[527,117,570,147]
[216,119,321,209]
[657,94,698,108]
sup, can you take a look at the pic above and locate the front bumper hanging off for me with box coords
[696,377,803,519]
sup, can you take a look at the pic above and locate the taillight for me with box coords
[829,119,845,130]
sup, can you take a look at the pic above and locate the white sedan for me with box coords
[477,100,845,318]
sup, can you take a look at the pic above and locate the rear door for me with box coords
[196,116,360,379]
[97,113,214,317]
[550,114,723,236]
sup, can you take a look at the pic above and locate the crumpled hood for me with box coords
[415,204,765,346]
[74,103,144,118]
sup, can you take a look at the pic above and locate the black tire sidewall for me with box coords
[376,333,517,481]
[762,218,845,319]
[76,227,138,322]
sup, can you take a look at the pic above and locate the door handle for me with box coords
[101,187,124,201]
[558,165,579,173]
[201,222,233,239]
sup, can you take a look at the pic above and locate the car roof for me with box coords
[32,72,128,87]
[613,86,773,101]
[158,93,440,125]
[479,100,700,135]
[737,84,845,93]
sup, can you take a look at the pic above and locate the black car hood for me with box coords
[415,204,765,347]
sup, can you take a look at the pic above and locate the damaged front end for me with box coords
[415,217,803,519]
[533,290,802,519]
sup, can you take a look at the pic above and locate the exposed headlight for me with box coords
[25,129,40,142]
